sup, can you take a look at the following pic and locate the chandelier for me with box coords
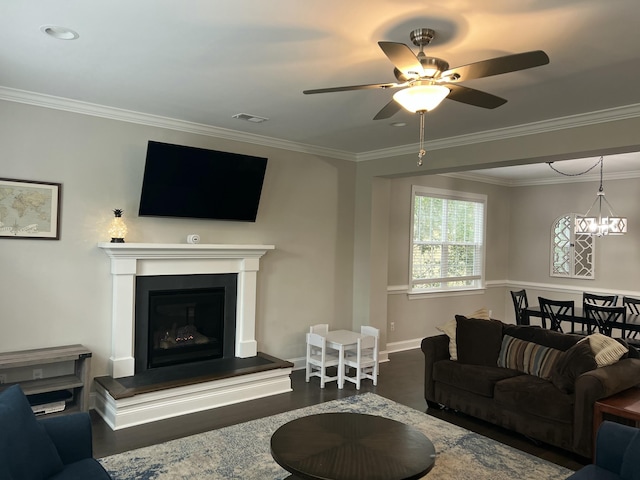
[574,157,627,236]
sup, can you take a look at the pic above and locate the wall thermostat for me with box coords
[187,234,200,244]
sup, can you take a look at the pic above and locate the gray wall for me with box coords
[2,97,640,378]
[0,100,356,375]
[508,179,640,289]
[385,174,512,344]
[354,116,640,348]
[384,173,640,344]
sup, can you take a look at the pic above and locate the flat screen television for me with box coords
[138,141,268,222]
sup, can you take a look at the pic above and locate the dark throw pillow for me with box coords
[616,338,640,359]
[551,341,598,394]
[455,315,504,366]
[0,385,64,480]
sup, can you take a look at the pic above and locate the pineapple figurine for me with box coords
[108,208,128,243]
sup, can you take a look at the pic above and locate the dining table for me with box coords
[522,305,640,337]
[323,329,365,389]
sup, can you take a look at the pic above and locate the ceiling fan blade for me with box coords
[303,82,399,94]
[445,84,507,109]
[442,50,550,82]
[378,41,423,76]
[373,99,403,120]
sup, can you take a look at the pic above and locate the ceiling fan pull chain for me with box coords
[417,111,426,166]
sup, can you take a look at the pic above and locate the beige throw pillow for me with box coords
[437,318,458,360]
[467,307,491,320]
[580,333,628,367]
[436,307,492,361]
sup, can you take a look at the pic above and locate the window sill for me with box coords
[407,288,486,300]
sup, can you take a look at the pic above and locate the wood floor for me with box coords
[91,348,587,472]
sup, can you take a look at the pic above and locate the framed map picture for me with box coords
[0,178,61,239]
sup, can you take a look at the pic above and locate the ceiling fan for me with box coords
[303,28,550,120]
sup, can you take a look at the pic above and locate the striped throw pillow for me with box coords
[498,335,563,380]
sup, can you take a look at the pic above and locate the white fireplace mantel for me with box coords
[98,242,275,378]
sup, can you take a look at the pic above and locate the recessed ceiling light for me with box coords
[390,122,407,127]
[40,25,79,40]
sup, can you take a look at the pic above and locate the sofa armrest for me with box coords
[39,412,93,465]
[572,358,640,457]
[421,334,450,404]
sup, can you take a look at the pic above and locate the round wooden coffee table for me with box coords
[270,412,436,480]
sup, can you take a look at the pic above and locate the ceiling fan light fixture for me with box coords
[393,84,450,113]
[417,56,449,78]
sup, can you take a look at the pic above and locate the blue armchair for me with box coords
[567,421,640,480]
[0,385,112,480]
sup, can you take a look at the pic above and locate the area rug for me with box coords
[99,393,573,479]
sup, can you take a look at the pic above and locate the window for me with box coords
[550,214,594,279]
[410,186,486,293]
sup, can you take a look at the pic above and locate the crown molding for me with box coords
[2,86,640,164]
[356,103,640,162]
[441,168,640,187]
[0,86,356,161]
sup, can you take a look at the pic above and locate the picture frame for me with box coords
[0,177,62,239]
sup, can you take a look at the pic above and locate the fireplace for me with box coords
[135,274,237,373]
[97,243,276,378]
[95,243,293,430]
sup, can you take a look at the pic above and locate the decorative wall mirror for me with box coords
[550,213,594,279]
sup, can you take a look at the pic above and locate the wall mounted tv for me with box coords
[138,141,268,222]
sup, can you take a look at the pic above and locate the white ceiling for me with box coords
[3,1,640,162]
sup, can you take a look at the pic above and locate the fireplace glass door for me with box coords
[135,274,237,373]
[148,288,225,368]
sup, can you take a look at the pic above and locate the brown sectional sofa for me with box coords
[422,318,640,458]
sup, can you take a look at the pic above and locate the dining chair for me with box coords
[584,303,627,338]
[623,296,640,342]
[305,332,339,388]
[309,323,329,335]
[583,292,618,307]
[582,293,618,335]
[510,289,529,325]
[538,297,574,333]
[343,334,378,390]
[623,296,640,315]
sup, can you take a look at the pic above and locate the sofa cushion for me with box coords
[455,316,504,366]
[498,334,563,380]
[551,341,598,394]
[494,375,574,423]
[0,385,64,480]
[433,360,522,398]
[503,324,582,351]
[437,307,492,361]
